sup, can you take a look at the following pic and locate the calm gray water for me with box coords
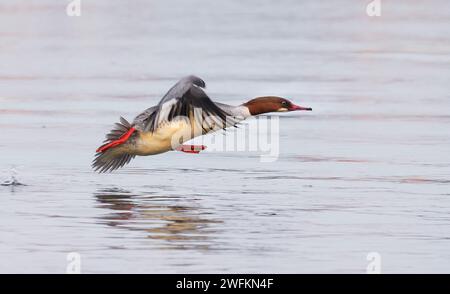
[1,0,450,273]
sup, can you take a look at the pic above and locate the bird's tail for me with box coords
[92,117,137,173]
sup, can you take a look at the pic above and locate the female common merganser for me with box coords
[93,75,311,172]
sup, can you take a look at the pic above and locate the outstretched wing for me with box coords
[142,75,237,133]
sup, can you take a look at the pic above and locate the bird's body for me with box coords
[93,75,311,172]
[136,104,250,154]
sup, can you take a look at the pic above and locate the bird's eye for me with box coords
[281,101,288,106]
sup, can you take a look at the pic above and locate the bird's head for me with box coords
[243,96,312,115]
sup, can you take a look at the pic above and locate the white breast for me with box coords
[136,119,195,155]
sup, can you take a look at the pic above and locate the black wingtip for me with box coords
[93,117,136,173]
[187,75,206,88]
[92,150,135,173]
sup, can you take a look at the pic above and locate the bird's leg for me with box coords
[176,145,207,154]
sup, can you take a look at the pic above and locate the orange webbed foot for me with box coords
[176,145,207,154]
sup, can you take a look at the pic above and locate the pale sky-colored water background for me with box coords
[1,0,450,273]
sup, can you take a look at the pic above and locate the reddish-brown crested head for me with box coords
[243,96,312,116]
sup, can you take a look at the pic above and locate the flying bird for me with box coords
[92,75,311,172]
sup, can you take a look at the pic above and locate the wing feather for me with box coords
[143,75,238,133]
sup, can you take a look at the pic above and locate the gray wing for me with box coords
[132,106,158,131]
[142,75,237,133]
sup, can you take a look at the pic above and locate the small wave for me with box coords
[1,177,26,187]
[1,168,26,187]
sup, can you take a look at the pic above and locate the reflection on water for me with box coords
[94,188,221,248]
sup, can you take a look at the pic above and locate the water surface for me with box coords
[1,0,450,273]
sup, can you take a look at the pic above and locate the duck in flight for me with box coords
[92,75,312,172]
